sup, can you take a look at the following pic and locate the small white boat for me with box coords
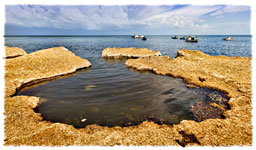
[223,36,232,41]
[139,35,145,38]
[131,35,139,38]
[185,35,198,42]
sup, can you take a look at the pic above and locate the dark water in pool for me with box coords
[6,35,251,127]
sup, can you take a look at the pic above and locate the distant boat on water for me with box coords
[179,36,185,40]
[142,36,147,40]
[171,36,178,39]
[185,35,198,42]
[131,35,139,39]
[223,36,232,41]
[131,34,145,39]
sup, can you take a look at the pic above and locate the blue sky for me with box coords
[5,5,251,35]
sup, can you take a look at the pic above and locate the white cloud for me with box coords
[210,5,250,18]
[5,5,131,30]
[5,5,250,33]
[134,5,219,30]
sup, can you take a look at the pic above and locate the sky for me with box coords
[5,5,251,35]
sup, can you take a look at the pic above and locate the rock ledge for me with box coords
[102,47,161,58]
[5,46,27,58]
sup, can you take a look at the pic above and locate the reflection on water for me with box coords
[17,57,228,127]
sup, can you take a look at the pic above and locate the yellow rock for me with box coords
[5,47,91,97]
[102,47,161,58]
[4,48,251,146]
[5,46,27,58]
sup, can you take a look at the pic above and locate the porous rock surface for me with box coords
[102,47,161,58]
[126,49,252,146]
[4,48,251,146]
[5,47,91,97]
[5,46,27,58]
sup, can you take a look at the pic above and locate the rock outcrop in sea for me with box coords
[5,47,91,97]
[5,46,27,58]
[102,47,161,58]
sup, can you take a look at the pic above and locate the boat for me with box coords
[223,36,232,41]
[172,36,178,39]
[185,35,198,42]
[139,35,145,38]
[179,36,185,40]
[142,36,147,40]
[131,35,139,39]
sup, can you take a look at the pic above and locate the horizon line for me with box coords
[4,34,251,37]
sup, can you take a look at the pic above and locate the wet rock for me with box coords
[141,115,166,125]
[124,121,133,126]
[190,102,224,122]
[206,93,229,109]
[122,115,168,127]
[102,47,161,58]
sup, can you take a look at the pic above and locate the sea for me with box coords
[5,35,251,127]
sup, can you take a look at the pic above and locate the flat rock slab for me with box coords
[5,47,91,97]
[5,46,27,58]
[102,47,161,58]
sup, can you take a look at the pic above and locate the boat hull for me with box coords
[185,40,198,42]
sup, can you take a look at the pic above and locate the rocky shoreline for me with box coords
[4,47,251,146]
[126,50,252,145]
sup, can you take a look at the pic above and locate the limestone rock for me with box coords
[5,46,27,58]
[4,48,251,146]
[102,47,161,58]
[5,47,91,97]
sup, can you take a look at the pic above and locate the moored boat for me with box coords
[131,35,139,39]
[179,36,185,40]
[142,36,147,40]
[185,35,198,42]
[171,36,178,39]
[139,35,145,38]
[223,36,232,41]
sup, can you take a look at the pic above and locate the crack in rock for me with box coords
[176,131,201,147]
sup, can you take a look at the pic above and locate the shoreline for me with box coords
[4,47,252,146]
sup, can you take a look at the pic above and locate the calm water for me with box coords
[6,35,251,127]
